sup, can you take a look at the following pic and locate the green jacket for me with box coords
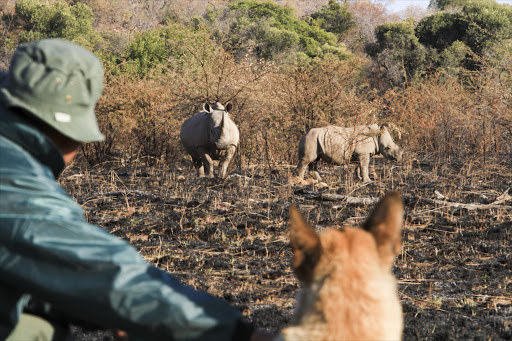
[0,107,252,340]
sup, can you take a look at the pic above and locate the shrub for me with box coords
[123,22,216,78]
[206,0,351,61]
[12,0,101,47]
[367,19,426,86]
[384,67,512,164]
[309,0,355,37]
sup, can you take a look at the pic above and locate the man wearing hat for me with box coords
[0,39,271,341]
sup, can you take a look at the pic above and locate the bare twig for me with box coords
[295,190,512,210]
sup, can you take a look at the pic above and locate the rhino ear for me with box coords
[225,102,233,112]
[289,205,322,283]
[203,103,213,113]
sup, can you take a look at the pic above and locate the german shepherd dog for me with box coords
[280,191,404,340]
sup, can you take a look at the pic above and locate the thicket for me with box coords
[4,0,101,48]
[1,0,511,172]
[371,0,512,84]
[203,0,352,62]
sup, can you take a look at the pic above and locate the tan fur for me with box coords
[281,192,404,340]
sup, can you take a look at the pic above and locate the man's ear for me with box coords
[289,205,322,283]
[362,191,403,268]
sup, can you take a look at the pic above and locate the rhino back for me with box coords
[320,126,365,162]
[322,125,379,160]
[348,125,378,156]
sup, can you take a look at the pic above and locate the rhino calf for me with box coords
[297,124,402,183]
[180,102,239,179]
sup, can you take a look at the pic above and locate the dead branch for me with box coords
[295,189,380,204]
[89,190,183,205]
[295,189,512,211]
[101,190,161,199]
[409,196,512,211]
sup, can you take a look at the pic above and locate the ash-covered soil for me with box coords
[61,156,512,340]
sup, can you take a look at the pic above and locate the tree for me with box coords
[418,0,512,69]
[348,0,390,45]
[309,0,355,38]
[416,12,467,50]
[342,0,392,55]
[205,0,351,61]
[11,0,100,48]
[367,19,426,85]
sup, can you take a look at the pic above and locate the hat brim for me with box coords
[0,87,105,143]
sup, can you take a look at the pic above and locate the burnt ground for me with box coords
[60,155,512,340]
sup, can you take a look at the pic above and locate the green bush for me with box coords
[368,20,426,85]
[439,40,470,73]
[415,12,467,51]
[417,0,512,70]
[309,0,354,37]
[125,30,169,76]
[206,0,351,61]
[13,0,100,47]
[123,22,216,77]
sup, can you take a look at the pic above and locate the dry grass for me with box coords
[62,151,512,339]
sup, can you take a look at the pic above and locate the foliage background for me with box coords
[1,2,511,340]
[1,0,511,172]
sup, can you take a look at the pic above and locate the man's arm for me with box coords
[0,177,252,340]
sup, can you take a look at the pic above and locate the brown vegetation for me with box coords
[72,51,511,338]
[84,53,512,176]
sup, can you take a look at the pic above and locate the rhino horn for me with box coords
[215,112,230,149]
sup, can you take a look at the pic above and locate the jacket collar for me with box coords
[0,106,65,179]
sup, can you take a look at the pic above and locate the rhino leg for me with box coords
[308,159,322,181]
[297,159,309,180]
[358,154,371,183]
[218,145,236,179]
[192,157,205,177]
[199,150,215,178]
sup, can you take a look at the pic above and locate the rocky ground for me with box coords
[62,155,512,340]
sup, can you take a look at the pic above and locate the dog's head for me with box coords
[285,191,404,340]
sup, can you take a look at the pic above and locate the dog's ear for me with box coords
[363,191,403,268]
[289,205,322,283]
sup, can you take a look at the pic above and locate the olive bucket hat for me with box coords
[0,39,104,142]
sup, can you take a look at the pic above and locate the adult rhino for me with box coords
[180,102,239,179]
[297,124,402,183]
